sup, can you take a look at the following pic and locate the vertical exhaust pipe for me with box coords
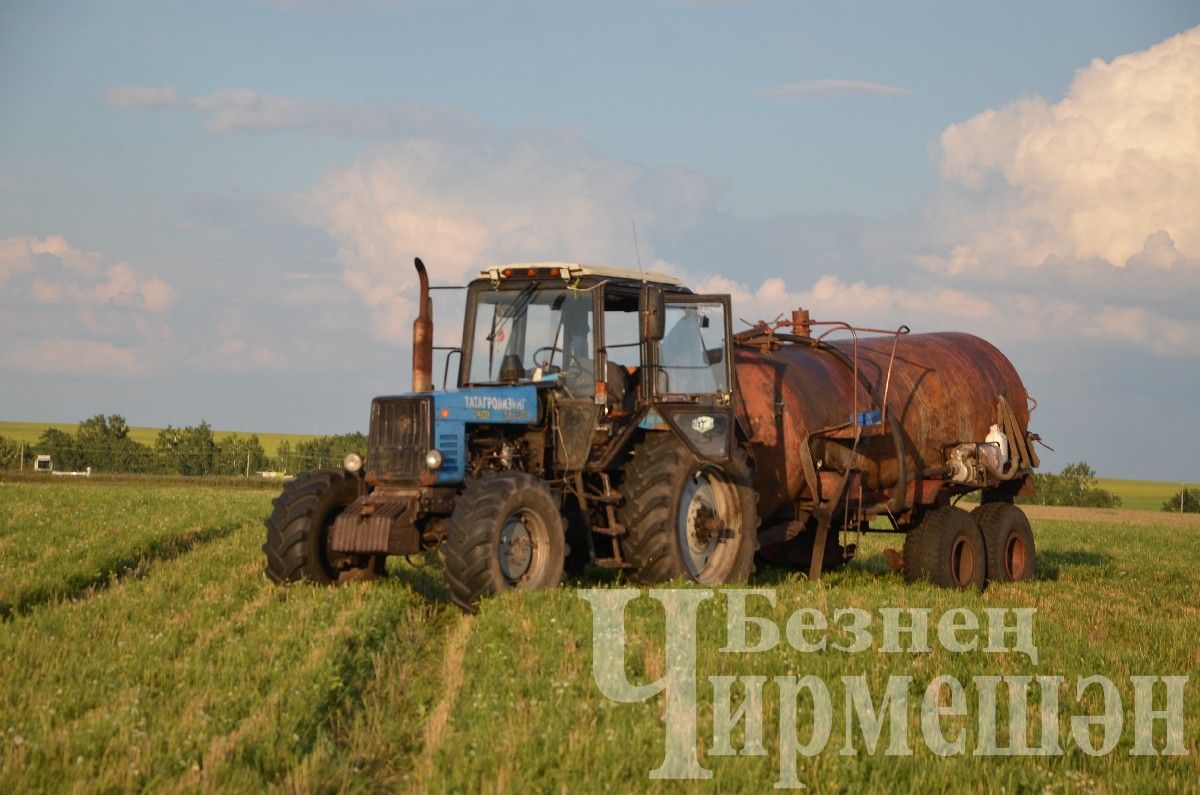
[413,258,433,392]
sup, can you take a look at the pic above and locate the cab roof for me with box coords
[479,261,682,287]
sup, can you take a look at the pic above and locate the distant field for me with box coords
[1094,477,1197,512]
[0,420,319,458]
[0,481,1196,791]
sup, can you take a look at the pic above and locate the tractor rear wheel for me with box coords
[442,471,566,612]
[902,505,987,590]
[262,469,385,585]
[972,502,1036,583]
[618,434,758,585]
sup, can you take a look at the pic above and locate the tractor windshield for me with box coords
[465,286,594,396]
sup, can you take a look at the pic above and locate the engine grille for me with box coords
[368,396,431,480]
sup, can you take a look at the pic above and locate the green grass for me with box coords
[1094,477,1198,512]
[0,480,1196,791]
[0,420,318,458]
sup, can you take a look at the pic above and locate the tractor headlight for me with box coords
[425,449,444,470]
[342,452,363,473]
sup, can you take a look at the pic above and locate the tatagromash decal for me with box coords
[692,415,716,434]
[462,395,527,412]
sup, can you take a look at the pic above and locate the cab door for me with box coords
[641,289,736,462]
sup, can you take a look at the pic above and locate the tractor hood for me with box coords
[367,384,544,486]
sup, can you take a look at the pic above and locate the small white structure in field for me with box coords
[52,466,91,477]
[34,455,52,472]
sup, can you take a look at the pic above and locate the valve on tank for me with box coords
[947,425,1009,484]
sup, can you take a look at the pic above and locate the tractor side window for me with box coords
[603,296,641,370]
[657,302,728,394]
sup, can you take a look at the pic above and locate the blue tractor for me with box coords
[263,259,757,610]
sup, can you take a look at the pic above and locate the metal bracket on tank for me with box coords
[807,469,855,582]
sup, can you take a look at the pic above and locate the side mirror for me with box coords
[640,285,665,342]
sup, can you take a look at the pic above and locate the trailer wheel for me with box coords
[902,505,987,590]
[262,469,385,585]
[972,502,1036,582]
[442,471,566,612]
[618,434,758,585]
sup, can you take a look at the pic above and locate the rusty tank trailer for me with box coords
[732,315,1040,585]
[265,260,1041,610]
[735,324,1036,518]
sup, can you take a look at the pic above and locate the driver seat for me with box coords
[605,361,635,416]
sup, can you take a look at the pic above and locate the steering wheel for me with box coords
[532,345,564,373]
[531,345,586,385]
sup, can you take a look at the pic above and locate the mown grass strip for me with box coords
[276,583,461,794]
[410,615,475,793]
[0,483,271,617]
[0,526,446,792]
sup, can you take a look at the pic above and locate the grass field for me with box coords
[0,421,318,459]
[1095,477,1198,512]
[0,479,1197,792]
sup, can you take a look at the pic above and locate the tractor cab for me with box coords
[458,262,736,467]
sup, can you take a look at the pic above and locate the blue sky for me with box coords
[2,1,1198,480]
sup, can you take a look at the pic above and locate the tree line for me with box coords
[1021,461,1123,508]
[1021,461,1198,513]
[0,415,366,476]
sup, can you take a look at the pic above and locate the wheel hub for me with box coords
[1005,533,1027,579]
[499,513,535,581]
[950,535,976,587]
[680,475,722,575]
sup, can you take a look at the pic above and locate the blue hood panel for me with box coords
[429,385,541,484]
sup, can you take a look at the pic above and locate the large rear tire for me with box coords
[618,434,758,585]
[262,470,385,585]
[902,505,987,590]
[442,472,566,612]
[972,502,1036,582]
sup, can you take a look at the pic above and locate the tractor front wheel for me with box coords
[262,469,385,585]
[442,471,566,612]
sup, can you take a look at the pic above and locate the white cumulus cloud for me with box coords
[933,25,1200,268]
[0,234,178,375]
[307,134,720,343]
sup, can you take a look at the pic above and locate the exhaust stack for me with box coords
[412,258,433,393]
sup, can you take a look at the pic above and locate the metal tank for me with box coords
[733,319,1036,523]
